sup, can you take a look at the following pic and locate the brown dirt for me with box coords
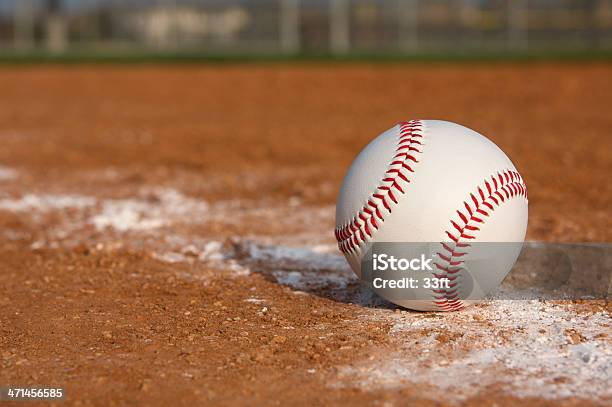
[0,63,610,406]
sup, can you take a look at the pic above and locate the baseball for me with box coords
[335,120,528,311]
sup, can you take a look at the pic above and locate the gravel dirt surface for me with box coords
[0,63,610,406]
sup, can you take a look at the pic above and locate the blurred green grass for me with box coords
[0,49,611,64]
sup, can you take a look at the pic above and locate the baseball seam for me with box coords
[432,170,528,311]
[334,120,424,255]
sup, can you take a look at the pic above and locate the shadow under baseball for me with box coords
[228,240,611,309]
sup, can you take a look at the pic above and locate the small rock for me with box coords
[272,335,287,344]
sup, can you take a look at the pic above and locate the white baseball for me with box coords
[335,120,528,311]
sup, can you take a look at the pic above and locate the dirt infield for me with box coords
[0,63,610,406]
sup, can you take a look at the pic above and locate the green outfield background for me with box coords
[1,1,612,64]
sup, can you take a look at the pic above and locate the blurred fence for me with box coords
[1,0,611,55]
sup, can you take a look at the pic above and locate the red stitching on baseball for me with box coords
[433,170,527,311]
[335,120,424,254]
